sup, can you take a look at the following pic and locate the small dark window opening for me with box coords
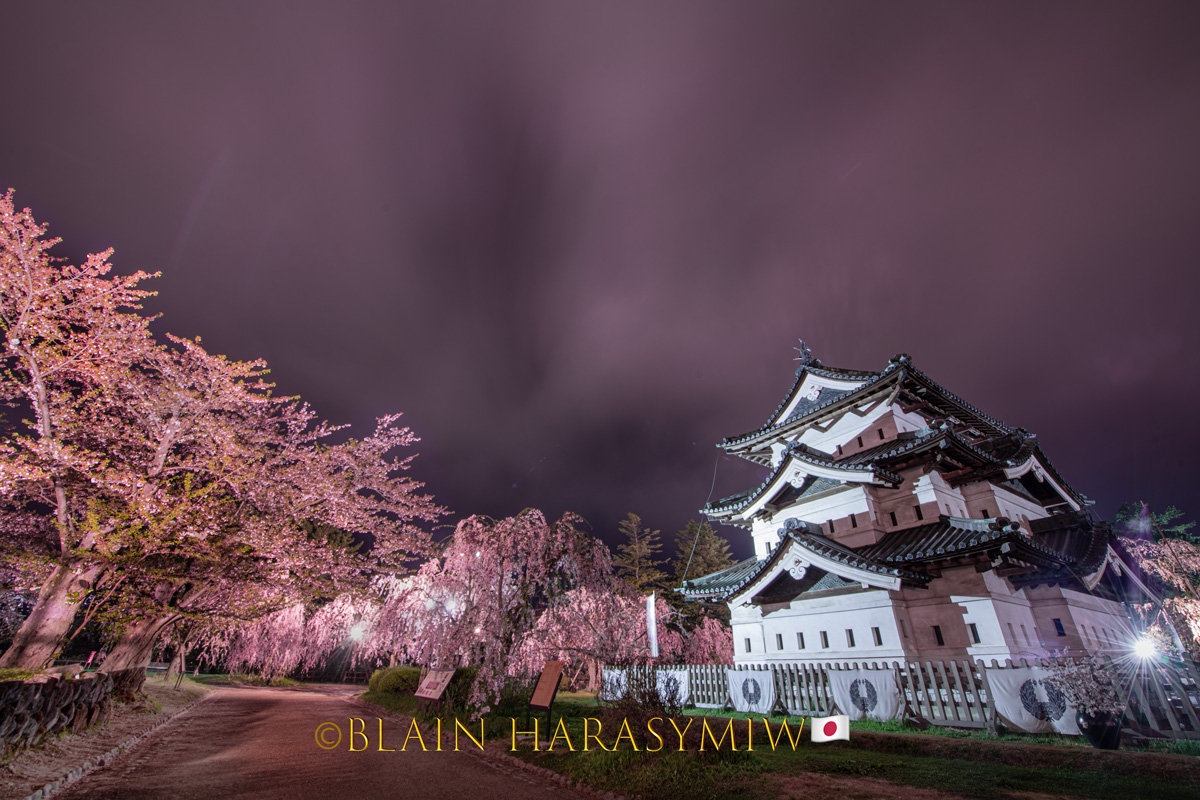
[827,519,834,534]
[850,513,858,528]
[889,511,898,526]
[872,627,883,646]
[846,629,855,647]
[820,631,829,649]
[914,504,924,521]
[745,637,752,653]
[856,436,864,447]
[797,632,805,649]
[1053,618,1066,637]
[836,444,843,456]
[981,509,990,518]
[776,633,783,650]
[933,625,945,646]
[878,428,885,439]
[969,623,981,644]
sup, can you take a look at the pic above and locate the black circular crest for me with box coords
[603,672,626,701]
[1019,678,1067,721]
[660,674,681,702]
[849,678,879,712]
[741,677,762,706]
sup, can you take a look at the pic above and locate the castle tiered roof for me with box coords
[682,347,1121,603]
[703,352,1088,525]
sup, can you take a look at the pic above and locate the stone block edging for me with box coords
[24,691,213,800]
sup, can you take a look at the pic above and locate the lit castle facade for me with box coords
[681,345,1150,665]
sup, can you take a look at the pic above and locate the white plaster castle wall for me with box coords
[797,403,890,454]
[912,472,970,519]
[989,484,1050,527]
[750,486,872,557]
[725,561,1139,665]
[730,588,905,665]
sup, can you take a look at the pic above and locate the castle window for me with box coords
[872,627,883,646]
[969,623,981,644]
[1007,622,1017,643]
[1053,618,1066,637]
[889,511,898,526]
[914,504,924,521]
[845,629,855,647]
[745,638,752,653]
[982,509,990,518]
[932,625,945,646]
[820,631,829,649]
[877,428,885,439]
[850,514,858,528]
[836,444,843,456]
[1020,624,1030,644]
[776,633,784,650]
[827,519,834,534]
[856,436,863,447]
[797,632,805,649]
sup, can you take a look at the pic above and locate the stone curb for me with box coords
[348,695,631,800]
[24,690,214,800]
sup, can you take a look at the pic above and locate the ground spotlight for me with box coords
[1132,635,1157,660]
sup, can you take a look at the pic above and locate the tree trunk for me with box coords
[166,628,190,686]
[0,563,105,669]
[100,615,179,672]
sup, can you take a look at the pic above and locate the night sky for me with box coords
[3,2,1198,558]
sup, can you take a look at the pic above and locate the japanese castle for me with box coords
[681,345,1150,664]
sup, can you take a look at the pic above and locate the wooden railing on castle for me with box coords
[605,656,1200,740]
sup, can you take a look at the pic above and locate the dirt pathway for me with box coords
[52,685,590,800]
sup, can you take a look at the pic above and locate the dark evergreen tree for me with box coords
[1113,502,1197,543]
[612,512,667,593]
[673,519,735,583]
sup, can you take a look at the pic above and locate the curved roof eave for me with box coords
[726,533,906,604]
[1003,451,1083,511]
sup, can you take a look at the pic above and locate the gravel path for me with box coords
[51,684,591,800]
[1,677,207,800]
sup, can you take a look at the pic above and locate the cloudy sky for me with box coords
[3,1,1198,556]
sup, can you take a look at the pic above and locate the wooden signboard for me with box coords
[415,669,455,700]
[415,668,455,712]
[525,660,564,730]
[530,660,564,709]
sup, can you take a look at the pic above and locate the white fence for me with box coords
[602,656,1200,740]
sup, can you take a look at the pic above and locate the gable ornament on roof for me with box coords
[792,338,816,366]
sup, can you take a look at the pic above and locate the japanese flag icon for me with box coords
[811,714,850,743]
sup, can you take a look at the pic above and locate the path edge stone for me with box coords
[24,690,214,800]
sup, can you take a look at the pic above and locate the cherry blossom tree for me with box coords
[513,587,684,690]
[92,396,442,673]
[0,190,157,668]
[1,191,442,670]
[366,509,612,711]
[1117,504,1200,655]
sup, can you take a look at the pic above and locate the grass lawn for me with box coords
[359,690,1200,800]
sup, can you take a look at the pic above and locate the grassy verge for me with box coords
[0,667,41,681]
[188,672,298,687]
[357,692,1200,800]
[679,706,1086,747]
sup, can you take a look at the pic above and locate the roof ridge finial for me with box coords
[793,338,816,366]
